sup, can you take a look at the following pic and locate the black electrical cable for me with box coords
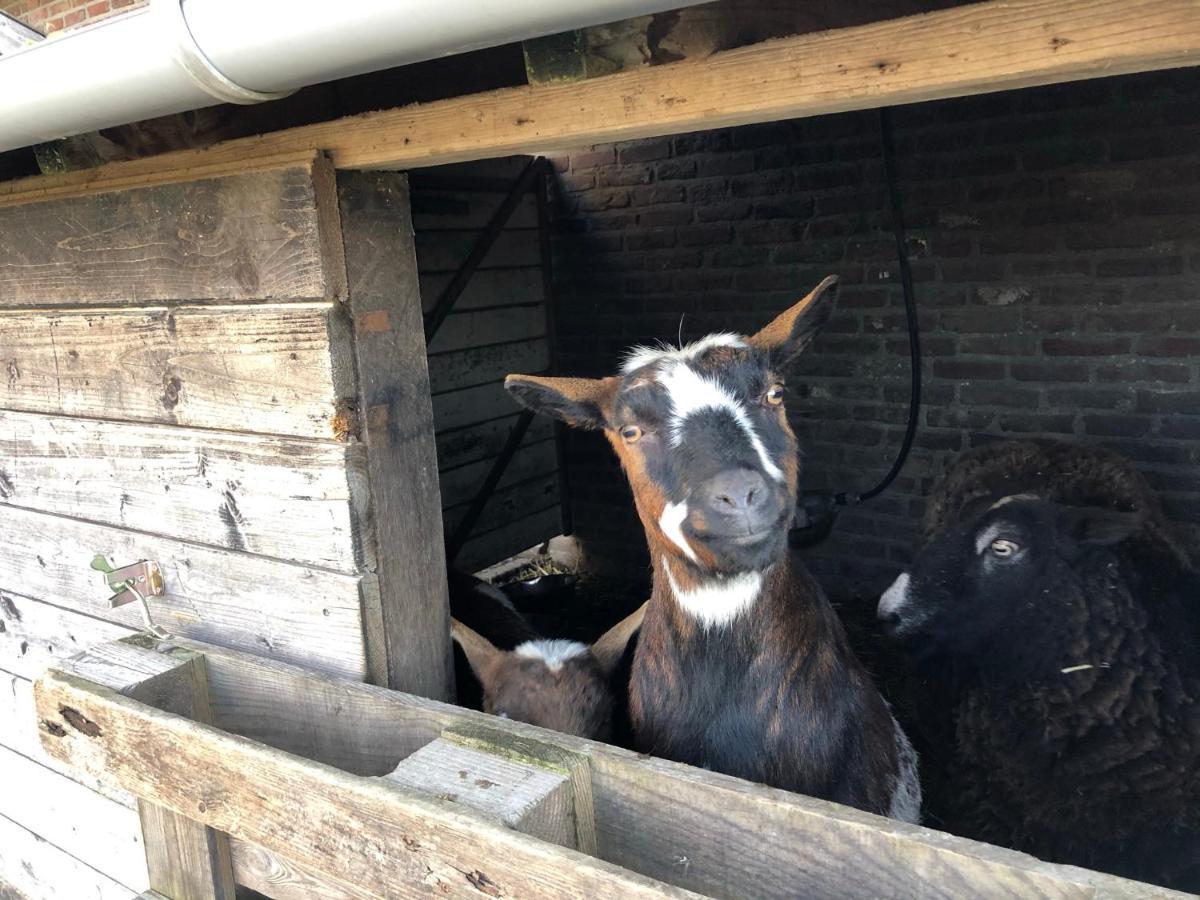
[857,105,921,502]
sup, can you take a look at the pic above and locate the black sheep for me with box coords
[879,440,1200,889]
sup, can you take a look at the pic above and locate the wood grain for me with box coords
[170,638,1180,900]
[0,590,135,682]
[0,505,369,680]
[437,438,558,508]
[0,163,341,306]
[414,229,541,274]
[427,337,549,396]
[36,666,699,900]
[442,473,560,536]
[0,812,137,900]
[0,303,356,439]
[436,414,555,470]
[2,0,1197,190]
[0,410,368,573]
[426,304,546,355]
[411,192,538,231]
[337,171,452,699]
[433,381,524,433]
[0,745,149,892]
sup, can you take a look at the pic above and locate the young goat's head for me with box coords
[506,276,837,588]
[878,495,1141,662]
[451,603,647,740]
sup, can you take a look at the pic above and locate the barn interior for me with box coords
[1,0,1198,895]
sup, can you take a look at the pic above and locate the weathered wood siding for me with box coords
[414,157,563,570]
[0,153,446,898]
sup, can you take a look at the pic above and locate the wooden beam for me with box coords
[35,652,696,899]
[0,157,343,304]
[2,0,1198,201]
[336,172,453,699]
[175,638,1182,900]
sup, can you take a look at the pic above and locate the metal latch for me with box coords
[90,556,168,637]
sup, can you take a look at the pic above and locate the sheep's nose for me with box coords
[699,469,773,532]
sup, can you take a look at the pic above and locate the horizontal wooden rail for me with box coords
[35,636,1183,900]
[4,0,1200,208]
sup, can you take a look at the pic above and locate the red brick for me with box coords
[933,360,1005,381]
[1043,337,1132,356]
[85,0,108,16]
[1138,336,1200,357]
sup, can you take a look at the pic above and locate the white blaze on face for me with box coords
[659,500,699,563]
[655,359,784,483]
[878,572,911,619]
[663,558,763,629]
[513,639,588,674]
[621,332,745,374]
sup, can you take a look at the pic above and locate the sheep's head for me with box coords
[878,495,1141,661]
[451,603,646,740]
[504,276,837,586]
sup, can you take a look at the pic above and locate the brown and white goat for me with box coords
[452,602,647,741]
[505,276,920,820]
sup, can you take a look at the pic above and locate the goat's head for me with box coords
[506,276,837,586]
[451,602,646,740]
[878,495,1141,661]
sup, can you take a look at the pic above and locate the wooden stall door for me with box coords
[0,153,450,899]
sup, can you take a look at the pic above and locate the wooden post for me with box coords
[52,636,236,900]
[335,170,454,700]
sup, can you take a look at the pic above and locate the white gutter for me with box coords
[0,0,701,154]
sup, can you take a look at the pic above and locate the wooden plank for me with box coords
[433,381,524,433]
[0,666,136,807]
[419,267,544,314]
[0,813,136,900]
[0,591,134,682]
[229,842,376,900]
[442,474,560,537]
[383,737,577,848]
[0,303,356,440]
[0,410,369,573]
[426,304,546,356]
[0,160,342,306]
[0,505,369,680]
[56,640,237,900]
[436,414,555,470]
[0,745,149,892]
[454,507,564,572]
[438,438,558,509]
[414,228,540,274]
[411,191,538,231]
[169,639,1179,900]
[2,0,1197,191]
[427,337,549,395]
[337,171,452,700]
[36,667,698,900]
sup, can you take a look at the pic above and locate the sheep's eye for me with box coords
[764,384,786,407]
[620,425,643,443]
[990,538,1020,558]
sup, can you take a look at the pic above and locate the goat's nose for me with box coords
[702,469,771,521]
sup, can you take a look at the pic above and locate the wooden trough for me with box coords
[34,634,1185,899]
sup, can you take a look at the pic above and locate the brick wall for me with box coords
[1,0,142,35]
[549,68,1200,598]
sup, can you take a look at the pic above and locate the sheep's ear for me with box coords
[1060,506,1141,547]
[747,274,838,364]
[589,601,648,677]
[504,374,617,430]
[451,619,504,683]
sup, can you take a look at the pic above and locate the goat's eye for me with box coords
[990,538,1020,558]
[764,384,785,406]
[620,425,643,443]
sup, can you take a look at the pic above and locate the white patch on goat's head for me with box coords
[988,493,1040,511]
[621,333,745,374]
[663,558,762,629]
[513,639,588,674]
[655,360,784,483]
[878,572,911,619]
[659,500,699,563]
[888,716,922,823]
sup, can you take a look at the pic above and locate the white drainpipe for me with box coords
[0,0,701,154]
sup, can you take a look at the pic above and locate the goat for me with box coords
[452,591,647,741]
[878,440,1200,888]
[504,275,920,821]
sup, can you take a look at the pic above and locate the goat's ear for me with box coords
[504,374,616,430]
[450,619,504,683]
[1060,506,1141,547]
[589,601,648,677]
[747,274,839,364]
